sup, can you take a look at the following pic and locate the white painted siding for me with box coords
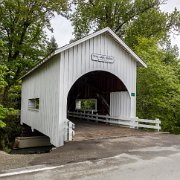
[110,92,131,117]
[63,33,137,94]
[59,33,137,145]
[21,55,61,145]
[21,31,137,147]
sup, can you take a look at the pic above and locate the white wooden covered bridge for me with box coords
[20,27,160,147]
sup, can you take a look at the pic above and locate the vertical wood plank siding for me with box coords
[21,32,137,147]
[21,55,61,145]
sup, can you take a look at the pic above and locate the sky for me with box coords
[46,0,180,50]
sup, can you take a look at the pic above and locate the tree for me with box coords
[0,40,7,128]
[0,64,7,128]
[0,0,69,106]
[46,36,58,54]
[135,37,180,133]
[124,8,167,48]
[70,0,180,41]
[124,7,180,48]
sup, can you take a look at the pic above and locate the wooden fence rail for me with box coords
[68,111,161,131]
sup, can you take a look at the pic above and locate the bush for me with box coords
[0,106,22,152]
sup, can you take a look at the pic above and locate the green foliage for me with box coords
[0,108,21,151]
[70,0,180,40]
[0,106,17,127]
[0,120,6,128]
[0,40,7,90]
[135,37,180,133]
[0,41,8,129]
[0,106,7,128]
[0,65,8,89]
[81,99,96,110]
[46,36,58,54]
[124,9,168,47]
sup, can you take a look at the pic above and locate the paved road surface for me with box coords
[1,121,180,179]
[1,145,180,180]
[1,134,180,180]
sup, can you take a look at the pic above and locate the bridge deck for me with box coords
[71,119,153,141]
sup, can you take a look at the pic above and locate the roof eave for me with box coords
[106,28,147,68]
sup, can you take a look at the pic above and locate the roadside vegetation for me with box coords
[0,0,179,151]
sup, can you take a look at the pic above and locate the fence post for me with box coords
[106,116,108,124]
[64,120,68,141]
[87,111,89,121]
[130,118,135,128]
[83,111,86,121]
[156,118,160,132]
[136,117,139,129]
[96,113,98,123]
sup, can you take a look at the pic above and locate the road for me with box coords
[1,134,180,180]
[1,120,180,179]
[1,145,180,180]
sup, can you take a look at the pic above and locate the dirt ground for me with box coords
[0,119,173,172]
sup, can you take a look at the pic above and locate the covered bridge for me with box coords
[20,27,147,147]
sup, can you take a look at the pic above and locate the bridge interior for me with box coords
[67,71,127,115]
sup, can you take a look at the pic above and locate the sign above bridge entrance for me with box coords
[91,53,115,63]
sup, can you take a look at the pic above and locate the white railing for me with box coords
[68,111,161,131]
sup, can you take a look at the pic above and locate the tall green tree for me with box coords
[0,63,8,128]
[135,37,180,132]
[0,0,69,106]
[125,7,180,48]
[70,0,180,41]
[0,40,7,128]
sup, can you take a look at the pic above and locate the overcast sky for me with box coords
[46,0,180,50]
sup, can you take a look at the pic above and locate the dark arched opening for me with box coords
[67,71,127,115]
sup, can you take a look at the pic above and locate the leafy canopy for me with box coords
[0,0,68,80]
[70,0,180,41]
[135,37,180,132]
